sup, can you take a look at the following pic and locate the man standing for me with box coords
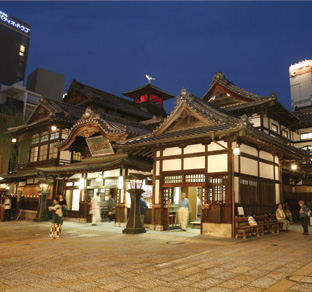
[299,200,309,235]
[4,196,11,221]
[178,192,191,231]
[91,193,101,226]
[140,196,148,226]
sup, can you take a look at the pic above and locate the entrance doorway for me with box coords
[163,186,204,231]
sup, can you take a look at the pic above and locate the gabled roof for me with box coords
[294,106,312,126]
[64,80,154,120]
[122,83,175,100]
[202,71,266,104]
[119,89,244,147]
[56,108,152,151]
[7,97,84,135]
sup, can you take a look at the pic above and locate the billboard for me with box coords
[0,10,31,36]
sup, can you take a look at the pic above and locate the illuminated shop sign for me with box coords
[0,11,31,35]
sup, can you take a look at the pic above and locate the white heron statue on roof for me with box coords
[145,74,155,83]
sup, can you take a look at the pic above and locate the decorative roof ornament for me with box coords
[213,71,225,81]
[81,108,100,121]
[145,74,155,83]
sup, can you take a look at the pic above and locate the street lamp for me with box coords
[33,181,51,222]
[123,173,146,234]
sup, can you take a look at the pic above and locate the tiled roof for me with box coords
[293,107,312,124]
[68,80,154,120]
[120,89,244,147]
[122,83,175,100]
[202,71,266,101]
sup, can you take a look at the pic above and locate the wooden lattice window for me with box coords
[164,175,182,184]
[163,188,172,207]
[240,178,258,203]
[207,176,228,203]
[185,174,205,183]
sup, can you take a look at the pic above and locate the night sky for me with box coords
[2,1,312,113]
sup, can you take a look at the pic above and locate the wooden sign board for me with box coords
[237,206,245,217]
[86,136,114,156]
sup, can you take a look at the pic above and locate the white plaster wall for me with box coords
[163,147,181,156]
[263,116,269,128]
[60,150,71,161]
[240,157,258,176]
[240,144,258,156]
[234,155,239,173]
[259,162,274,179]
[163,159,182,171]
[156,151,160,157]
[275,166,279,180]
[208,141,227,151]
[156,161,160,176]
[275,184,280,204]
[249,114,261,127]
[155,179,159,204]
[259,151,273,162]
[184,144,205,154]
[208,154,228,173]
[184,156,205,170]
[87,172,98,179]
[69,173,82,179]
[104,169,120,177]
[234,176,239,203]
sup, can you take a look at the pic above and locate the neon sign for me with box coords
[0,11,31,35]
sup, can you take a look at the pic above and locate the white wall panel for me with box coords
[234,155,239,173]
[240,157,258,176]
[155,179,159,204]
[163,147,181,156]
[156,161,160,176]
[234,176,239,203]
[208,154,228,173]
[259,162,274,179]
[156,151,160,157]
[104,169,120,177]
[208,141,227,151]
[184,144,205,154]
[163,159,182,171]
[275,166,279,181]
[240,144,258,156]
[275,184,280,204]
[184,156,205,170]
[259,151,273,162]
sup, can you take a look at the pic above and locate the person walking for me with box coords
[178,192,191,231]
[90,193,101,226]
[140,196,148,226]
[276,203,290,231]
[299,200,310,235]
[58,194,68,217]
[4,196,11,221]
[48,198,63,239]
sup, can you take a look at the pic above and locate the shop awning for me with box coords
[0,169,38,184]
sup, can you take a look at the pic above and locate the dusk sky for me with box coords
[2,1,312,113]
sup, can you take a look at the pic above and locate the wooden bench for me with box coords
[268,214,283,233]
[234,216,261,239]
[253,214,276,235]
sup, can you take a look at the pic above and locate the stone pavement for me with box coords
[0,220,312,292]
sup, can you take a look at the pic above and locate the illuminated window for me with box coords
[282,129,288,138]
[185,174,205,183]
[19,45,25,56]
[49,143,58,159]
[164,175,182,184]
[39,144,48,161]
[72,151,82,161]
[30,146,39,162]
[31,134,39,144]
[40,131,49,143]
[300,133,312,140]
[271,123,278,133]
[50,132,59,140]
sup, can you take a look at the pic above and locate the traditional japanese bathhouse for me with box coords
[119,89,307,237]
[3,80,170,218]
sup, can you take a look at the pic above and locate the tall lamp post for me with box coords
[123,174,146,234]
[33,182,50,222]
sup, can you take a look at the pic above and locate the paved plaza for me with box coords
[1,220,312,292]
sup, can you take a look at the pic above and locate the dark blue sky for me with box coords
[2,1,312,112]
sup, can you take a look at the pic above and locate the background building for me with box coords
[0,10,31,86]
[290,60,312,110]
[26,68,65,101]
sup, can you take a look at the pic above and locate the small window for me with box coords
[31,134,39,145]
[300,133,312,140]
[271,123,278,133]
[40,131,49,143]
[50,132,59,140]
[164,175,182,184]
[72,151,82,161]
[30,146,39,162]
[282,130,288,138]
[39,144,48,161]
